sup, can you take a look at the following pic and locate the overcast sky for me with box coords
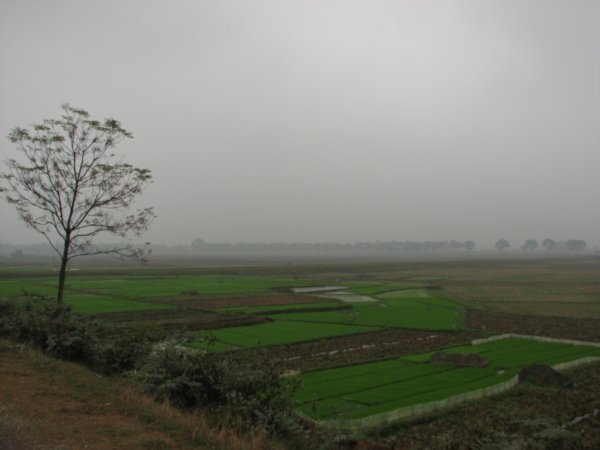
[1,0,599,248]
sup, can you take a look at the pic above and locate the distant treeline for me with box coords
[187,239,477,254]
[0,242,54,258]
[0,239,476,258]
[0,238,591,259]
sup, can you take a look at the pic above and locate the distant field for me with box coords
[272,289,463,331]
[345,283,415,296]
[356,289,463,329]
[2,256,597,337]
[187,288,465,351]
[295,337,600,420]
[190,321,377,351]
[67,295,175,313]
[425,258,600,319]
[217,300,345,314]
[65,275,316,298]
[0,277,175,313]
[1,273,463,329]
[0,274,319,314]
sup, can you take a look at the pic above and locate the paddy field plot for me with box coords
[295,337,600,420]
[0,272,464,334]
[273,288,464,331]
[189,287,466,351]
[0,274,317,314]
[63,275,316,298]
[216,300,346,314]
[0,277,174,313]
[190,321,377,351]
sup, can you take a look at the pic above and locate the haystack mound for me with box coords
[518,364,570,387]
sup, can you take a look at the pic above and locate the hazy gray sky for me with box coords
[1,0,599,248]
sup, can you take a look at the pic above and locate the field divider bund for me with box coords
[471,333,600,348]
[315,335,600,430]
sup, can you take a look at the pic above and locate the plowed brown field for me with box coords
[468,310,600,342]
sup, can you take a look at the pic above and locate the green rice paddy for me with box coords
[0,274,317,314]
[295,337,600,420]
[64,275,314,298]
[191,321,377,351]
[187,287,465,351]
[1,273,466,349]
[186,287,465,350]
[271,288,463,330]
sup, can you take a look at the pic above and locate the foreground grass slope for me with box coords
[2,337,599,450]
[0,339,283,450]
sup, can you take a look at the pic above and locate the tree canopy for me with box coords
[566,239,586,252]
[495,239,510,251]
[521,239,538,251]
[542,238,557,250]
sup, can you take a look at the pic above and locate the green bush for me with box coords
[131,343,299,436]
[130,343,228,408]
[92,324,165,374]
[0,298,17,319]
[0,299,98,363]
[221,357,300,435]
[0,298,163,374]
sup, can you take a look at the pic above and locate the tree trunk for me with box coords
[57,236,70,305]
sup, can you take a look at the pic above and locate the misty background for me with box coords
[1,0,599,251]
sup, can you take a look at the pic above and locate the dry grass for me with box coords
[0,340,285,450]
[434,259,600,318]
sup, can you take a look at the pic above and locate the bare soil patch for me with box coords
[355,361,600,449]
[232,329,477,372]
[97,309,266,331]
[430,352,489,367]
[170,295,325,310]
[467,310,600,342]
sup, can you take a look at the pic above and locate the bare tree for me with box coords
[1,104,155,304]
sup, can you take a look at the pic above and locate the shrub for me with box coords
[131,343,228,408]
[131,344,299,436]
[0,298,17,319]
[0,298,98,363]
[92,324,166,374]
[0,298,163,373]
[222,357,300,437]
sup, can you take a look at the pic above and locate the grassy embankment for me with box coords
[0,339,283,450]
